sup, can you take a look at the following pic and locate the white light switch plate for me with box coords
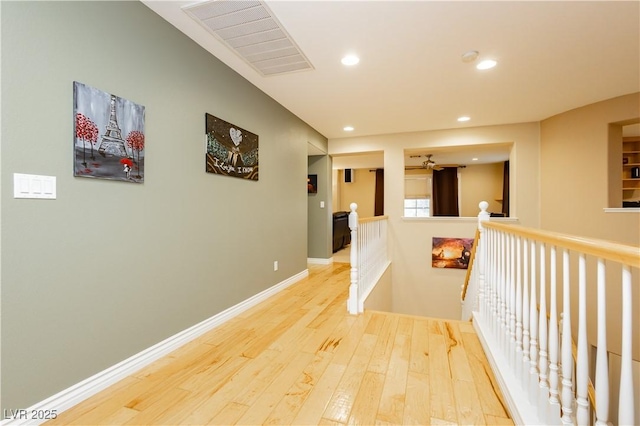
[14,173,56,199]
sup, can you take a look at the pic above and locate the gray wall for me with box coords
[1,1,326,410]
[307,155,332,259]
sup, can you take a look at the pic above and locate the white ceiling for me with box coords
[143,0,639,155]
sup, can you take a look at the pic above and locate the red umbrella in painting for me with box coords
[120,158,133,179]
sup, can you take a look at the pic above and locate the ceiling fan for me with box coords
[405,154,445,171]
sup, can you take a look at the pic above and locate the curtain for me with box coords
[502,161,510,217]
[432,167,459,216]
[374,168,384,216]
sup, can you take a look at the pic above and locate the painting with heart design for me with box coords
[205,113,259,180]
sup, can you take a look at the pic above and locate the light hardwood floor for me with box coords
[47,263,512,425]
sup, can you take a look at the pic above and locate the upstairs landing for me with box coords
[47,263,512,425]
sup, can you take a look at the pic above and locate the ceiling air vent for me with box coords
[183,0,314,76]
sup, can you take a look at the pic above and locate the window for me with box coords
[404,198,430,217]
[404,174,431,217]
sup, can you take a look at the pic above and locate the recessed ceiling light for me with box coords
[472,158,479,161]
[476,59,497,70]
[341,55,360,66]
[343,126,354,132]
[457,116,471,122]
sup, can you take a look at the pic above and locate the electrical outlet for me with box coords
[273,261,278,271]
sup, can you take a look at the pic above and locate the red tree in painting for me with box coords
[75,113,99,166]
[126,130,145,178]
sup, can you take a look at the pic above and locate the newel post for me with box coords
[347,203,359,314]
[477,201,490,320]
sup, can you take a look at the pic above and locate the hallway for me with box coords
[47,263,512,425]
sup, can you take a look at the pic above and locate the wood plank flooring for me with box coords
[46,263,512,425]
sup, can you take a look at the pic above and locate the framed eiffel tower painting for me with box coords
[73,81,146,183]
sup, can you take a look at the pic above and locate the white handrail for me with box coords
[464,201,639,425]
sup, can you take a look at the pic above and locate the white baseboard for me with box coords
[1,269,309,426]
[307,257,333,265]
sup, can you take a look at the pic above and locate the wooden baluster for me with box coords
[548,246,561,419]
[479,227,487,321]
[560,249,574,424]
[360,221,364,303]
[363,221,368,304]
[529,239,539,398]
[383,220,388,259]
[499,230,506,348]
[361,221,368,312]
[475,223,484,320]
[501,231,508,351]
[510,234,517,349]
[522,237,531,387]
[576,254,590,425]
[367,221,371,278]
[526,240,546,406]
[515,235,523,362]
[618,265,634,425]
[492,230,499,335]
[538,243,549,422]
[347,203,358,315]
[539,243,549,390]
[496,229,503,340]
[505,232,511,348]
[477,202,489,321]
[360,220,365,307]
[486,229,493,327]
[595,258,609,425]
[490,229,499,337]
[492,229,499,332]
[365,221,369,293]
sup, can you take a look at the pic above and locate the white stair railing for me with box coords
[346,203,389,315]
[463,201,639,425]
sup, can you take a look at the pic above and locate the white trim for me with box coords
[402,216,478,222]
[604,207,640,213]
[401,216,520,223]
[307,257,333,265]
[0,269,309,426]
[358,260,391,312]
[472,311,540,426]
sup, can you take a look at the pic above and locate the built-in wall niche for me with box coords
[608,120,640,208]
[621,122,640,207]
[404,143,512,218]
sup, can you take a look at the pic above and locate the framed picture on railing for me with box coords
[432,237,474,269]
